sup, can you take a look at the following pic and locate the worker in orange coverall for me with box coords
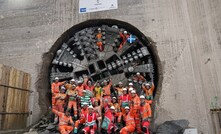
[65,79,76,91]
[118,31,130,50]
[51,77,65,106]
[115,81,124,97]
[76,80,85,97]
[55,86,67,113]
[52,108,74,134]
[81,105,98,134]
[120,106,135,134]
[102,79,112,104]
[142,82,155,101]
[119,88,130,115]
[130,90,141,133]
[140,95,152,134]
[132,72,146,83]
[94,99,102,133]
[73,102,89,134]
[66,84,78,119]
[96,28,104,51]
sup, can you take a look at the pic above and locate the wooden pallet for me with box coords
[0,64,31,130]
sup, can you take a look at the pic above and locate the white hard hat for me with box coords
[110,106,115,110]
[145,83,150,86]
[71,79,75,82]
[131,90,136,94]
[119,81,123,85]
[88,105,94,109]
[61,86,66,90]
[83,90,87,93]
[112,97,117,100]
[124,31,127,34]
[136,72,140,75]
[55,77,59,80]
[83,102,88,106]
[129,88,134,91]
[98,28,101,31]
[129,83,133,86]
[125,106,130,109]
[103,80,107,83]
[140,95,145,99]
[123,88,127,91]
[78,80,83,83]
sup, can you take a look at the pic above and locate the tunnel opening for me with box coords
[37,19,162,132]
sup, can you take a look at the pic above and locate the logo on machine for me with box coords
[80,8,87,12]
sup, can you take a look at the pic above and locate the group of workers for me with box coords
[51,72,154,134]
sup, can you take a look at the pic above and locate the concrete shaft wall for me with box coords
[0,0,220,133]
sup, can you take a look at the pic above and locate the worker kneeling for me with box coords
[52,108,74,134]
[80,105,98,134]
[120,106,135,134]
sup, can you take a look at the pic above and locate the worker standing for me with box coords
[142,82,155,100]
[94,82,103,104]
[52,108,74,134]
[66,84,78,119]
[102,79,112,104]
[65,79,76,91]
[140,95,152,134]
[130,90,142,133]
[75,80,85,97]
[119,88,130,115]
[82,105,98,134]
[115,81,124,97]
[133,72,146,84]
[80,90,92,108]
[118,31,130,50]
[51,77,65,107]
[96,28,104,51]
[120,106,135,134]
[55,86,67,113]
[84,80,95,97]
[94,99,102,133]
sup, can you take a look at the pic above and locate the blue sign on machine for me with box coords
[80,8,87,13]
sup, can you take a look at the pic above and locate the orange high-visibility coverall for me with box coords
[133,75,146,83]
[96,33,103,51]
[140,102,152,134]
[67,89,78,117]
[55,93,67,112]
[102,81,112,104]
[52,109,74,134]
[142,82,155,100]
[65,83,72,91]
[51,81,65,105]
[118,32,130,50]
[119,94,130,114]
[82,112,97,134]
[110,102,121,112]
[120,112,135,134]
[75,85,84,97]
[74,107,88,132]
[130,94,141,133]
[115,87,124,97]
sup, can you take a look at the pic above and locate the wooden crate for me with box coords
[0,64,31,130]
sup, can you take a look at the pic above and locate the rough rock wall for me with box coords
[0,0,220,133]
